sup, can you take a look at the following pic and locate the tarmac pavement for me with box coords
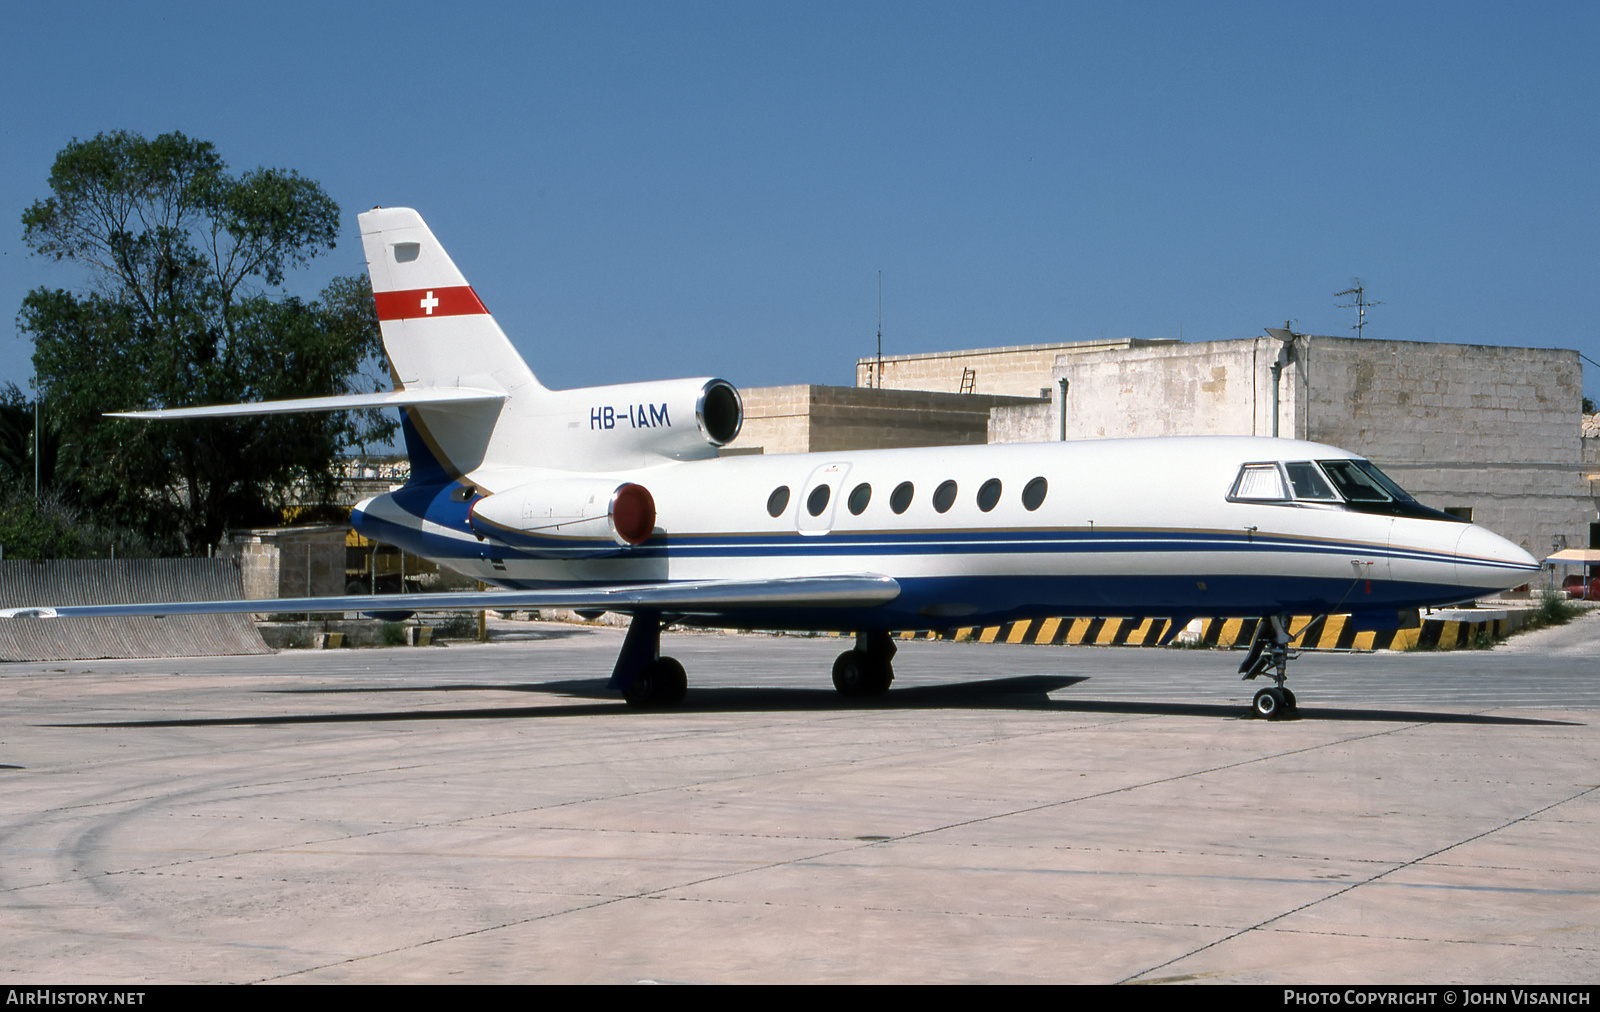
[1,617,1597,984]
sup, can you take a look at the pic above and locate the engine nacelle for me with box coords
[469,479,656,553]
[535,377,743,470]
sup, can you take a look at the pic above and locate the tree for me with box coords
[18,131,394,554]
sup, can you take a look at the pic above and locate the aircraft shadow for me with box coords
[52,675,1085,727]
[268,674,1084,705]
[45,674,1580,728]
[273,677,1580,725]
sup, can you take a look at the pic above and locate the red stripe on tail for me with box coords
[373,286,488,321]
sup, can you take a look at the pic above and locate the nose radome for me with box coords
[1454,524,1539,590]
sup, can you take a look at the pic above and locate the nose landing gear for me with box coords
[1240,615,1300,720]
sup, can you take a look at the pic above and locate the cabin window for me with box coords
[890,481,914,514]
[1022,477,1047,511]
[766,486,791,518]
[848,483,872,515]
[1230,463,1288,501]
[1284,462,1337,500]
[393,242,421,263]
[933,480,958,513]
[977,478,1002,512]
[807,484,832,517]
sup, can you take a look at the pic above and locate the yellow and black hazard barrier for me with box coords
[867,611,1529,652]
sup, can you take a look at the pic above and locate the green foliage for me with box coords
[1532,587,1579,628]
[0,385,34,483]
[0,489,85,560]
[381,622,408,647]
[18,131,395,554]
[0,486,152,560]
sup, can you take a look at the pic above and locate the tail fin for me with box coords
[359,207,543,479]
[359,208,743,484]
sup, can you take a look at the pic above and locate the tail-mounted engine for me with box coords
[469,479,657,555]
[534,377,743,471]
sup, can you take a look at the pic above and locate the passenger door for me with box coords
[796,462,850,536]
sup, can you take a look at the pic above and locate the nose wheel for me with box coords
[1240,616,1300,720]
[1251,686,1297,719]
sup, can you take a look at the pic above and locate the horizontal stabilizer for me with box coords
[0,575,901,620]
[107,387,506,421]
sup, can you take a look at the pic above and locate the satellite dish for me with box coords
[1265,327,1294,343]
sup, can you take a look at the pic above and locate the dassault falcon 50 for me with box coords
[4,208,1541,717]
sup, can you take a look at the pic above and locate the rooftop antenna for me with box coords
[875,271,883,389]
[1334,281,1381,338]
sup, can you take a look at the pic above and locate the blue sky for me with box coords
[4,1,1597,399]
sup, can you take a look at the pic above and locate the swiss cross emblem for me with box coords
[420,291,440,315]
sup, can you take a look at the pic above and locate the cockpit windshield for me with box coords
[1229,458,1460,521]
[1317,459,1415,503]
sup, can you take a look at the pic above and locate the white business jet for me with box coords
[8,209,1541,718]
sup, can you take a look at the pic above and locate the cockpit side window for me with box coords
[1230,463,1288,501]
[1284,462,1337,501]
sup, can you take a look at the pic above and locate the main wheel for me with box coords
[1281,687,1297,711]
[832,650,892,697]
[624,657,688,707]
[1252,687,1284,719]
[650,656,687,706]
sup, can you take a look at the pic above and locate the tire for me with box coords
[624,657,688,708]
[833,650,892,697]
[623,664,657,707]
[833,650,869,696]
[1252,687,1283,719]
[652,657,687,706]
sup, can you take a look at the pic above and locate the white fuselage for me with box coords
[352,434,1539,632]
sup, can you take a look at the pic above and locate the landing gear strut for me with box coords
[612,611,688,707]
[833,630,896,698]
[1238,615,1299,719]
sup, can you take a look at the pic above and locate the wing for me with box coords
[0,575,900,620]
[106,387,505,421]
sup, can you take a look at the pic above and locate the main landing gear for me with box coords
[612,612,687,707]
[1238,615,1299,719]
[832,631,897,698]
[610,618,900,707]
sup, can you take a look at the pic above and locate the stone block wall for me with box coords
[726,385,815,456]
[219,526,349,600]
[1298,337,1580,466]
[856,338,1177,397]
[725,384,1046,455]
[1053,338,1293,440]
